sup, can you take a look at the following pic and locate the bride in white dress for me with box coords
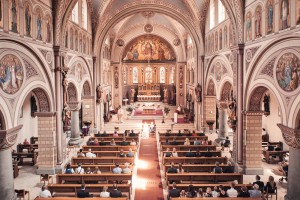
[142,122,149,138]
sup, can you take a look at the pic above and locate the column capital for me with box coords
[34,112,56,117]
[217,100,228,109]
[0,125,23,151]
[67,101,82,111]
[277,124,300,149]
[53,46,61,56]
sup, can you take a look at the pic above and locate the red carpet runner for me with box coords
[134,128,164,200]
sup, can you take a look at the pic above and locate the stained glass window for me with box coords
[160,67,165,83]
[133,67,138,83]
[72,2,78,23]
[145,67,152,83]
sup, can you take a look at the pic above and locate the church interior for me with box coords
[0,0,300,199]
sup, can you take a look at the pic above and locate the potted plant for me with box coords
[126,106,134,119]
[164,106,170,117]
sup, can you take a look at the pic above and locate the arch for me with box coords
[207,79,216,96]
[248,86,268,111]
[32,88,50,112]
[82,81,91,97]
[0,109,6,130]
[220,81,232,101]
[67,82,77,102]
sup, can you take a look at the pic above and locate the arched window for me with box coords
[160,67,165,83]
[218,0,225,23]
[170,67,175,84]
[145,67,152,83]
[133,67,138,84]
[82,0,87,29]
[72,2,78,23]
[210,0,215,29]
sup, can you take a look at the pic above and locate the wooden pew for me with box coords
[69,164,132,172]
[170,198,262,200]
[160,141,210,145]
[168,183,254,192]
[71,157,135,165]
[17,144,38,152]
[161,145,216,151]
[30,137,38,144]
[159,135,208,141]
[261,141,282,148]
[91,136,139,141]
[35,198,128,200]
[87,140,137,145]
[48,184,131,198]
[82,145,137,151]
[166,172,243,184]
[161,150,222,158]
[163,157,227,165]
[262,150,289,164]
[164,164,228,174]
[81,151,136,157]
[12,152,37,165]
[56,173,132,184]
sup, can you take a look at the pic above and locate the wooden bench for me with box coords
[91,136,139,141]
[262,150,289,164]
[163,157,227,165]
[160,141,211,145]
[166,172,243,184]
[17,144,38,152]
[82,145,137,151]
[161,145,216,151]
[35,197,128,200]
[261,141,282,148]
[87,140,137,145]
[161,150,221,158]
[159,135,208,141]
[12,152,37,166]
[30,137,38,144]
[56,173,132,184]
[170,198,262,200]
[48,184,131,198]
[168,183,254,192]
[164,164,229,174]
[71,157,135,165]
[69,164,132,172]
[81,151,136,157]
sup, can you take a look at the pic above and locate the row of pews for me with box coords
[45,131,140,199]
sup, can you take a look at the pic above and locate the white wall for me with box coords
[13,94,38,150]
[262,92,287,150]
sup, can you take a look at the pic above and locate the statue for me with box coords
[246,12,251,41]
[163,87,168,101]
[130,87,135,102]
[263,94,270,113]
[195,83,202,102]
[63,104,71,128]
[46,20,51,43]
[96,84,103,103]
[227,98,237,122]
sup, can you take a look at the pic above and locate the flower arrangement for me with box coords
[164,106,170,115]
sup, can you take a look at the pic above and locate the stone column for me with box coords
[92,56,98,132]
[244,111,264,174]
[0,125,23,200]
[200,56,205,130]
[277,124,300,200]
[203,96,216,132]
[68,101,82,145]
[35,112,57,174]
[53,46,62,164]
[217,101,228,139]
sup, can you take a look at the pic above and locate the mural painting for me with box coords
[11,0,18,33]
[276,53,300,91]
[297,0,300,25]
[25,5,31,37]
[255,6,262,38]
[214,63,223,82]
[279,0,290,30]
[0,54,24,94]
[224,26,227,48]
[215,32,218,51]
[266,0,274,34]
[246,12,252,41]
[122,35,176,62]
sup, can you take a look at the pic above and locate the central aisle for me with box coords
[134,131,164,200]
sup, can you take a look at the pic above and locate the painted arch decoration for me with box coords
[122,35,176,62]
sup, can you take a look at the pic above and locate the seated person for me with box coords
[168,182,180,200]
[253,175,264,191]
[113,131,119,137]
[93,166,101,174]
[198,132,205,136]
[202,139,209,145]
[110,183,122,198]
[204,187,213,197]
[223,161,235,173]
[99,139,106,146]
[120,139,128,146]
[122,162,131,174]
[186,131,192,137]
[226,182,238,197]
[213,162,223,173]
[185,149,195,157]
[129,130,136,136]
[85,167,92,174]
[212,186,219,197]
[165,131,171,137]
[77,184,91,198]
[193,138,201,145]
[167,162,178,173]
[249,184,262,198]
[177,130,183,136]
[77,149,85,157]
[171,148,178,157]
[100,186,110,198]
[75,163,85,174]
[86,149,96,158]
[262,128,269,142]
[275,144,282,151]
[264,176,276,194]
[110,139,116,146]
[39,185,52,198]
[100,131,108,137]
[191,130,197,136]
[237,186,250,197]
[93,138,100,146]
[223,137,231,147]
[112,163,122,174]
[204,149,213,157]
[130,139,137,146]
[267,142,275,151]
[184,138,190,145]
[272,161,288,176]
[164,148,172,157]
[194,149,201,157]
[170,138,178,145]
[23,139,30,145]
[119,149,126,157]
[177,163,184,173]
[65,163,74,174]
[87,138,94,146]
[126,148,134,157]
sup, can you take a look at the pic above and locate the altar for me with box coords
[137,83,161,102]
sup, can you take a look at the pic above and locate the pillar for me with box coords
[68,101,82,145]
[0,125,23,200]
[54,46,63,164]
[35,113,57,174]
[244,111,264,175]
[200,56,205,130]
[203,96,216,132]
[82,96,94,124]
[217,101,228,139]
[277,124,300,200]
[92,56,98,133]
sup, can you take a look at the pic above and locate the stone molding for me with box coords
[243,111,265,116]
[34,112,56,117]
[0,125,23,151]
[82,96,94,100]
[67,101,82,111]
[277,124,300,149]
[217,101,228,109]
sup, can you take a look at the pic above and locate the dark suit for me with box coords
[198,133,205,136]
[167,167,178,173]
[185,152,195,157]
[99,142,106,146]
[129,133,136,136]
[237,191,250,197]
[110,189,122,198]
[77,189,91,198]
[168,188,180,200]
[223,165,234,173]
[204,151,213,157]
[177,133,183,136]
[120,141,128,146]
[171,141,178,145]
